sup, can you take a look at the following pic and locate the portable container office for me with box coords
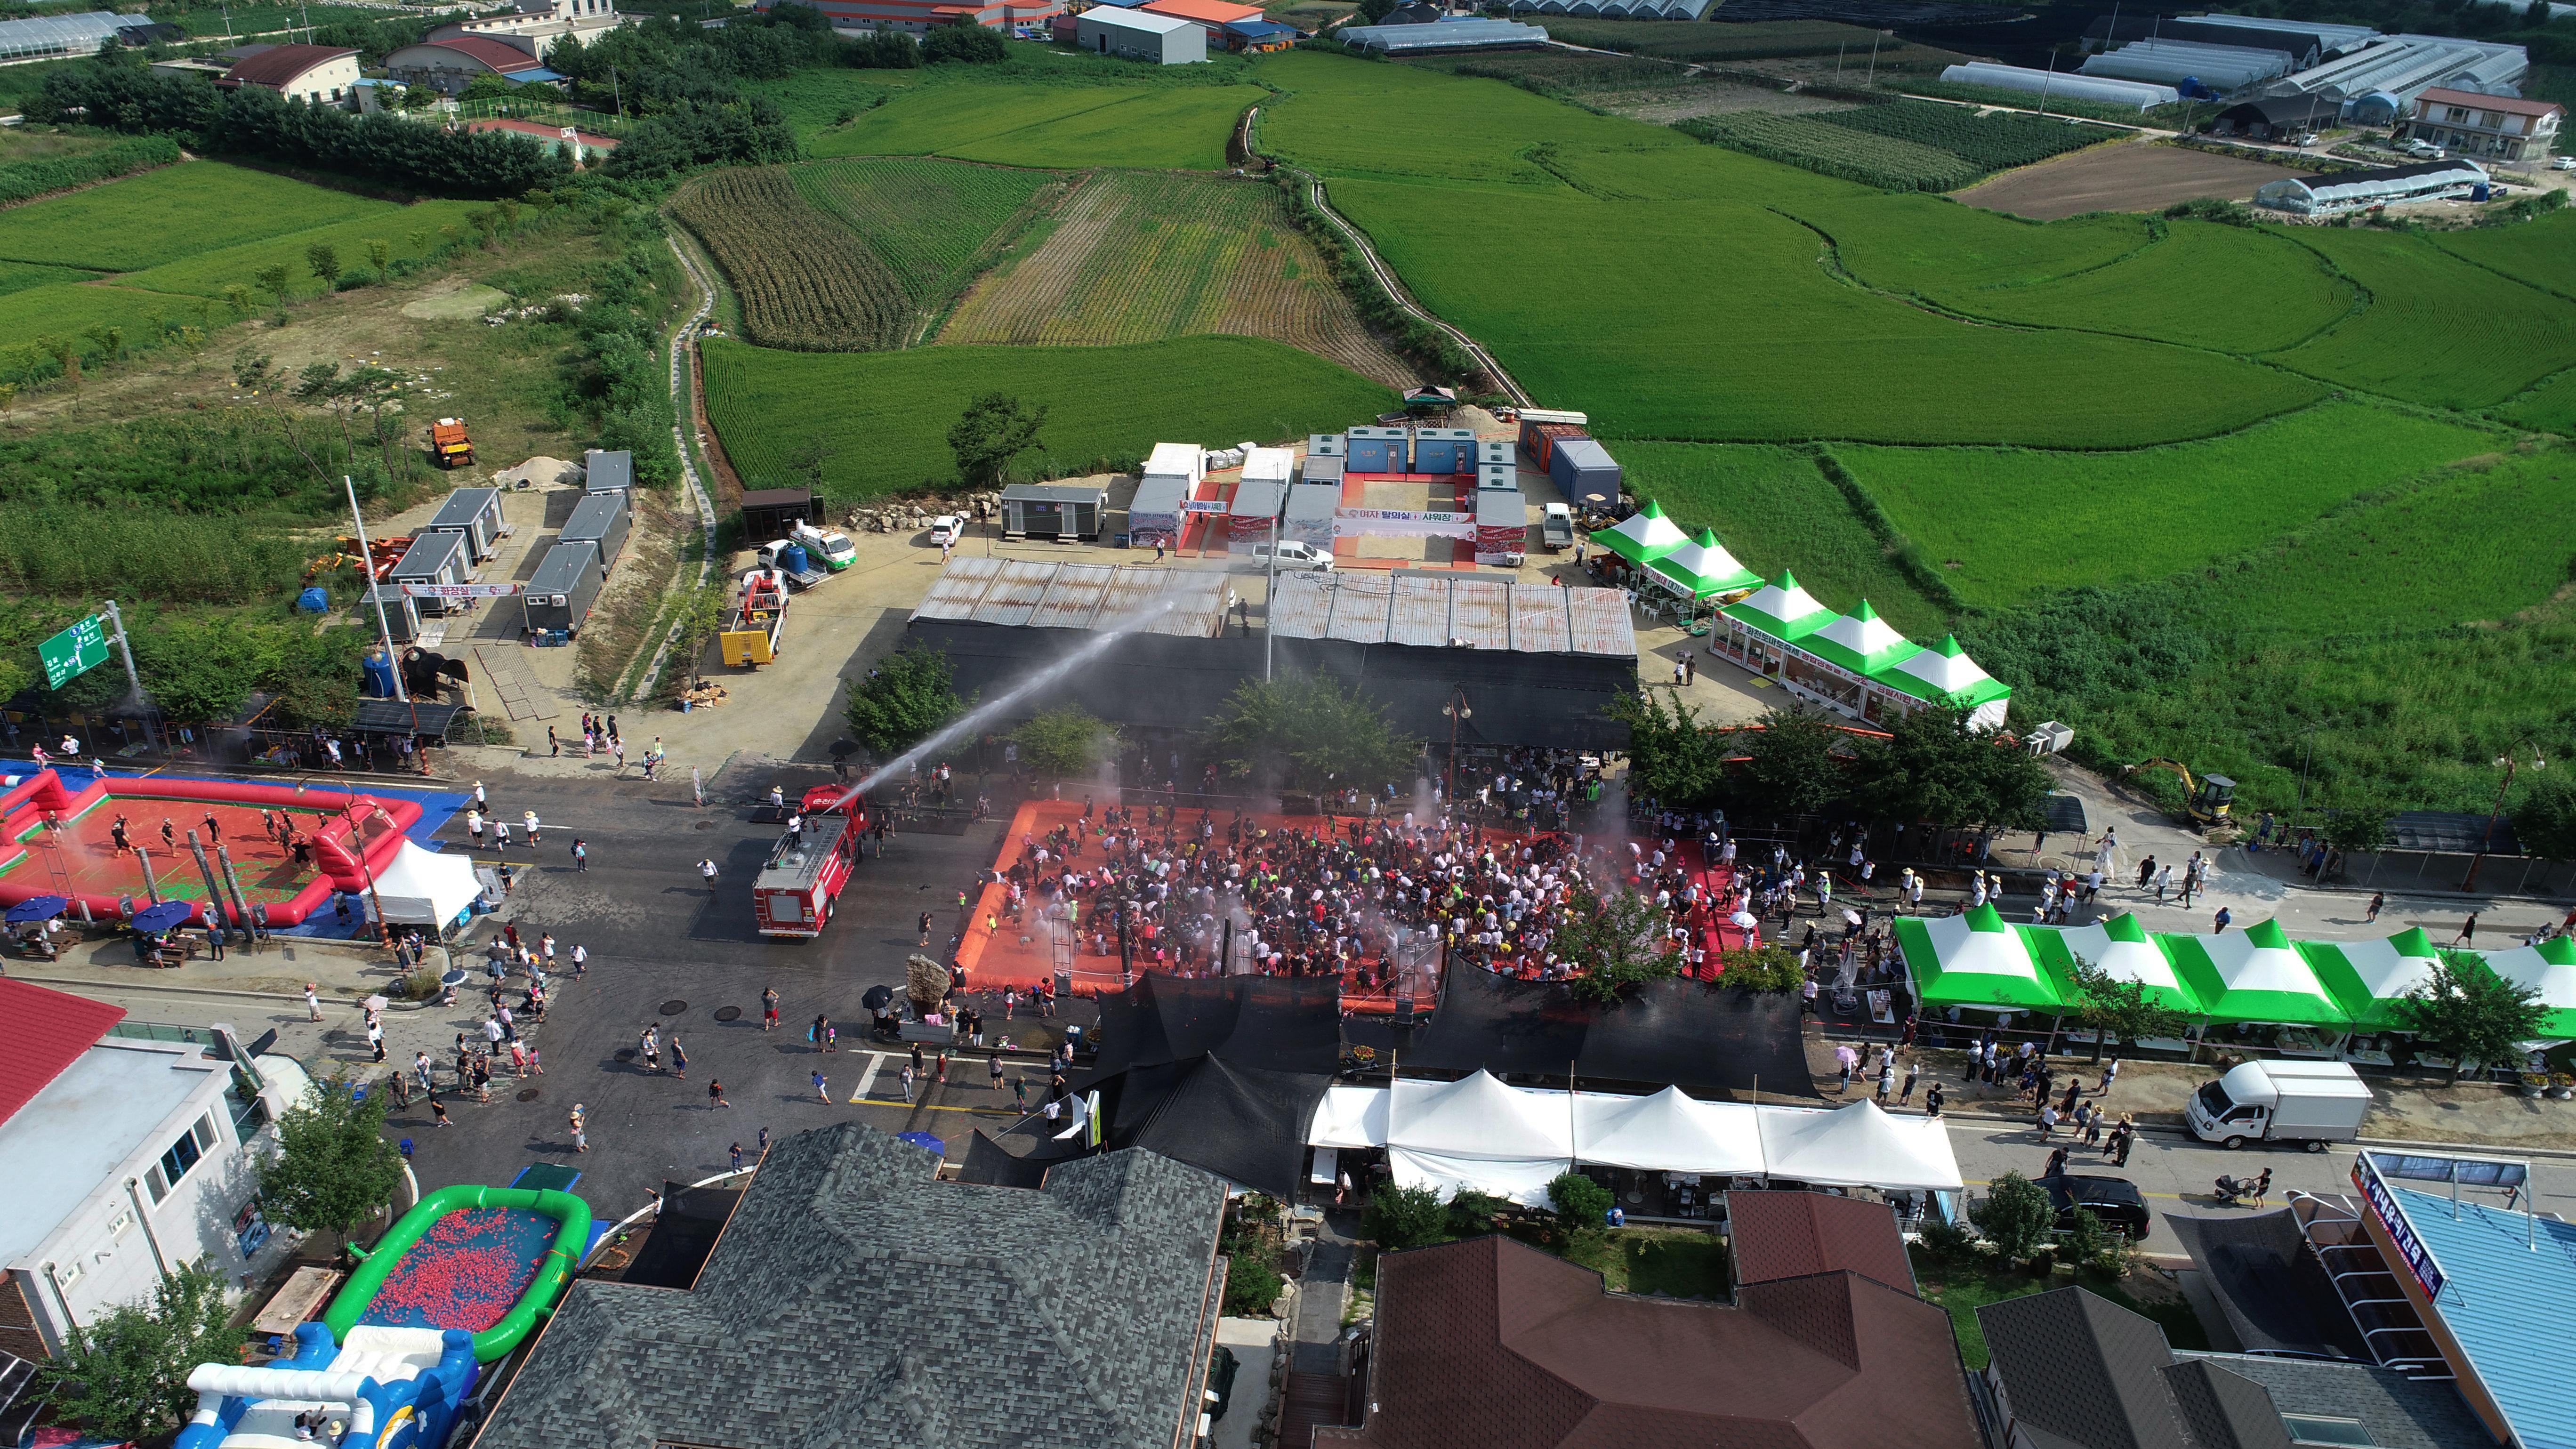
[1242,444,1294,487]
[1410,428,1477,475]
[1522,421,1589,472]
[1306,433,1344,459]
[359,583,422,644]
[1228,478,1288,550]
[583,448,633,495]
[1283,483,1340,551]
[1128,475,1188,548]
[560,490,631,573]
[522,541,604,637]
[1143,441,1206,491]
[387,530,470,614]
[1476,462,1518,493]
[1548,437,1622,504]
[422,486,505,562]
[1474,438,1513,469]
[1474,488,1527,565]
[1345,426,1409,475]
[1000,483,1107,540]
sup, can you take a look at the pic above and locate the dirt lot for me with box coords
[1605,80,1860,125]
[1952,139,2313,221]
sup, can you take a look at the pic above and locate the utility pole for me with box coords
[97,599,166,756]
[1865,32,1880,87]
[2037,47,2056,118]
[1264,512,1279,682]
[345,475,409,703]
[2462,740,2543,893]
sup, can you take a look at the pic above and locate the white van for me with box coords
[1250,540,1333,572]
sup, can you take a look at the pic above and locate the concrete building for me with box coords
[381,35,564,95]
[429,0,623,57]
[1075,6,1203,62]
[217,42,362,106]
[2404,87,2564,161]
[0,982,304,1359]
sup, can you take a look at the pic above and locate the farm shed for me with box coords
[1340,16,1546,52]
[2254,159,2487,214]
[2184,12,2380,56]
[1283,483,1340,550]
[1939,62,2177,109]
[2085,15,2322,70]
[1548,437,1622,504]
[584,448,632,494]
[383,34,560,94]
[1299,454,1345,487]
[560,490,631,573]
[1001,482,1108,540]
[0,12,143,61]
[1221,16,1296,49]
[2207,93,2339,139]
[1229,478,1288,549]
[1127,476,1188,548]
[522,541,604,637]
[1409,428,1477,475]
[2080,38,2297,91]
[387,531,470,614]
[422,486,505,562]
[2270,33,2528,114]
[1075,7,1203,63]
[1346,426,1409,474]
[740,488,817,539]
[1473,488,1527,565]
[219,43,361,106]
[359,584,422,644]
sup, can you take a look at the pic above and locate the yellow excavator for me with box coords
[2123,758,2237,832]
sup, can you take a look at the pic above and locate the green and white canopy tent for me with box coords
[1721,570,1836,645]
[2031,912,2200,1013]
[2302,926,2443,1029]
[2166,918,2350,1027]
[1798,601,1922,679]
[1646,528,1763,601]
[1894,903,2061,1011]
[1872,636,2013,731]
[1590,499,1687,566]
[2474,935,2576,1039]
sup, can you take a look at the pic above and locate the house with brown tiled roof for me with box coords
[219,42,361,107]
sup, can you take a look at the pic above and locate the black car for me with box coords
[2037,1174,2151,1241]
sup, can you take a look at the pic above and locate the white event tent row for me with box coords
[1306,1071,1964,1207]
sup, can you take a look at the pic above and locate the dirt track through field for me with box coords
[1953,138,2316,220]
[936,171,1411,387]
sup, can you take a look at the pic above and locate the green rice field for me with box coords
[0,283,210,375]
[2272,225,2576,409]
[0,162,386,273]
[2427,209,2576,297]
[2502,368,2576,434]
[700,334,1395,500]
[800,80,1263,170]
[792,157,1065,316]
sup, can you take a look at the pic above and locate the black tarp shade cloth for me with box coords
[1087,974,1344,1079]
[2161,1209,2369,1359]
[1403,968,1820,1099]
[350,699,464,739]
[2387,811,2519,855]
[2041,793,2088,835]
[620,1181,745,1290]
[1095,1056,1332,1198]
[954,1127,1076,1190]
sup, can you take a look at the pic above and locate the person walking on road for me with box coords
[990,1055,1005,1092]
[306,982,323,1022]
[2454,913,2479,948]
[668,1033,687,1081]
[523,810,540,845]
[708,1079,729,1109]
[1899,1057,1921,1105]
[2366,892,2386,924]
[571,837,588,872]
[812,1070,831,1103]
[2153,864,2174,902]
[729,1142,744,1172]
[763,987,781,1030]
[900,1064,917,1104]
[2213,905,2233,934]
[467,809,485,849]
[2097,1056,2118,1095]
[699,858,718,890]
[568,1104,587,1153]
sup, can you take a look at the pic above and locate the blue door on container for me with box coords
[1349,433,1402,473]
[1414,437,1463,474]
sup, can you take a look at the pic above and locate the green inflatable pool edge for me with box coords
[321,1183,594,1362]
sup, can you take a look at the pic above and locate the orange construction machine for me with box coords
[429,418,475,468]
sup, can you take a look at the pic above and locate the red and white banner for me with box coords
[402,583,519,599]
[1333,508,1475,540]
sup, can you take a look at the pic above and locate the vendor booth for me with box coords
[2168,919,2349,1030]
[2030,913,2196,1012]
[2471,934,2576,1038]
[1589,499,1685,565]
[1895,905,2060,1014]
[1645,528,1761,602]
[2302,926,2444,1029]
[368,840,482,931]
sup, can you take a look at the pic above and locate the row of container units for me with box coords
[360,584,424,643]
[1516,408,1590,471]
[1282,483,1340,551]
[523,542,605,638]
[1549,438,1622,505]
[1300,454,1344,489]
[423,486,507,563]
[583,448,632,495]
[1128,475,1186,548]
[386,530,471,615]
[1332,426,1492,475]
[1000,483,1109,540]
[561,490,631,574]
[1228,478,1288,550]
[1474,490,1528,565]
[1477,462,1517,494]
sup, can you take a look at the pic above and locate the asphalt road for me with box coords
[387,765,1065,1223]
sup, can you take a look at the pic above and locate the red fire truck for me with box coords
[752,794,865,939]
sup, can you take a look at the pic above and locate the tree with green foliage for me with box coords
[671,581,729,690]
[921,15,1006,63]
[2396,957,2547,1080]
[37,1258,245,1444]
[1608,690,1729,811]
[1852,702,2052,834]
[1969,1171,2057,1267]
[1011,706,1119,777]
[843,642,969,757]
[1723,708,1848,820]
[856,28,920,67]
[258,1074,407,1243]
[364,237,393,282]
[1556,886,1679,1005]
[1546,1171,1613,1234]
[947,392,1045,487]
[254,262,292,300]
[2319,799,2393,855]
[2514,771,2576,861]
[2061,1206,2119,1273]
[1715,942,1806,993]
[1446,1189,1512,1237]
[1363,1182,1447,1250]
[1202,674,1417,794]
[305,241,341,288]
[2065,954,2192,1062]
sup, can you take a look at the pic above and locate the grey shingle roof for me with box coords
[472,1125,1230,1449]
[1980,1287,2196,1449]
[2173,1353,2495,1449]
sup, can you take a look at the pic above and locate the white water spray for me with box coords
[832,594,1181,809]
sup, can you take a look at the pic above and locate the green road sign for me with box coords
[38,614,110,690]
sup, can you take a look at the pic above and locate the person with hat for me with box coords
[568,1104,588,1153]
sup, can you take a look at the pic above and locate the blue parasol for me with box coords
[5,895,67,924]
[130,900,196,933]
[894,1132,945,1155]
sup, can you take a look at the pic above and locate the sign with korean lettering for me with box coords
[402,583,520,599]
[2354,1158,2445,1302]
[37,615,109,690]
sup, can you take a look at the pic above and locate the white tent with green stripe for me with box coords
[1722,570,1836,644]
[2167,918,2349,1027]
[2476,934,2576,1038]
[1798,601,1921,678]
[2303,926,2442,1028]
[1894,903,2060,1010]
[1875,635,2012,730]
[1646,528,1762,600]
[1590,499,1686,565]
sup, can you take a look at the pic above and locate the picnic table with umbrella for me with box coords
[7,894,70,959]
[130,899,199,966]
[894,1132,944,1155]
[5,894,67,925]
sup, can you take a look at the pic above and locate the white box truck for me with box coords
[2185,1060,2372,1151]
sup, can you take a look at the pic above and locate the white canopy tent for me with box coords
[2479,937,2576,1009]
[1311,1075,1961,1204]
[368,840,481,928]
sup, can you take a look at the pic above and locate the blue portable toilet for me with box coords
[360,651,397,699]
[296,586,330,613]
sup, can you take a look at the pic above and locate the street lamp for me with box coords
[1441,688,1470,811]
[2462,738,2544,893]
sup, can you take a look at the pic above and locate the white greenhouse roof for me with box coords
[1942,61,2181,109]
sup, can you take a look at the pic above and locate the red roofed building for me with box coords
[1319,1190,1979,1449]
[1138,0,1261,40]
[2404,87,2564,162]
[383,34,563,96]
[752,0,1062,36]
[0,981,306,1360]
[218,42,362,107]
[1726,1187,1919,1296]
